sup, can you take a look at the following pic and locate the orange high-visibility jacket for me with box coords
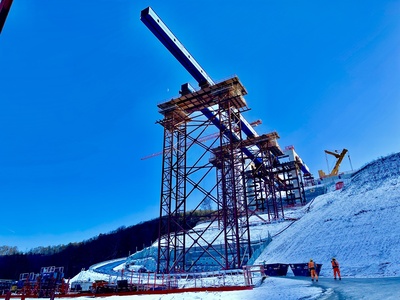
[308,261,315,270]
[332,260,339,268]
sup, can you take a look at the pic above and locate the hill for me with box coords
[67,152,400,299]
[2,152,399,282]
[0,211,211,279]
[256,152,400,277]
[73,152,400,282]
[0,219,163,279]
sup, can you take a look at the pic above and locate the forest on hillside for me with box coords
[0,211,210,280]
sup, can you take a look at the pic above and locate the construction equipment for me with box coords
[318,149,348,178]
[16,266,66,297]
[91,280,117,294]
[0,0,14,34]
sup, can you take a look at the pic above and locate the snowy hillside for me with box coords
[67,153,400,299]
[73,152,400,280]
[256,152,400,278]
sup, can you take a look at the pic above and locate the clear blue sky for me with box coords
[0,0,399,251]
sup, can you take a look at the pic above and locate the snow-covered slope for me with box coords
[73,152,400,282]
[256,152,400,278]
[69,153,400,299]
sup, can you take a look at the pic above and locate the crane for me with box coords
[318,148,348,178]
[0,0,13,34]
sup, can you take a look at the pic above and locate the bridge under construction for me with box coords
[141,7,311,274]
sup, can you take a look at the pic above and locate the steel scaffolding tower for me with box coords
[141,7,309,274]
[242,133,286,221]
[156,77,256,272]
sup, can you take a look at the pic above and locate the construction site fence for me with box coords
[0,268,265,299]
[119,268,260,290]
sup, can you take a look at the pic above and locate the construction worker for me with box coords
[308,259,318,282]
[331,258,341,280]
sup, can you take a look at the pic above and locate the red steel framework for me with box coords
[156,77,289,273]
[139,7,307,274]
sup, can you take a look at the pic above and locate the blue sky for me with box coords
[0,0,399,251]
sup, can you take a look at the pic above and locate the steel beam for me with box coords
[140,7,258,139]
[140,7,214,88]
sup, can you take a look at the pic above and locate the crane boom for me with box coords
[318,148,348,178]
[325,149,348,176]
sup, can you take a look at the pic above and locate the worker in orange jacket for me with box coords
[308,259,318,282]
[331,258,341,280]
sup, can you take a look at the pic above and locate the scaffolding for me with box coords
[157,77,252,273]
[276,160,306,207]
[155,76,306,273]
[140,6,308,274]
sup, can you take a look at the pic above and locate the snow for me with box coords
[256,152,400,278]
[41,153,400,299]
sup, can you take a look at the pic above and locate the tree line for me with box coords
[0,211,210,280]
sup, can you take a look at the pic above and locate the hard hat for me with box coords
[310,259,313,261]
[332,257,336,260]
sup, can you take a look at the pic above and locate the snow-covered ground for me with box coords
[256,152,400,278]
[65,152,400,299]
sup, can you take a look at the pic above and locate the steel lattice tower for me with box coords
[156,78,257,272]
[140,7,307,274]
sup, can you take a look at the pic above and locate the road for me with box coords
[292,277,400,300]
